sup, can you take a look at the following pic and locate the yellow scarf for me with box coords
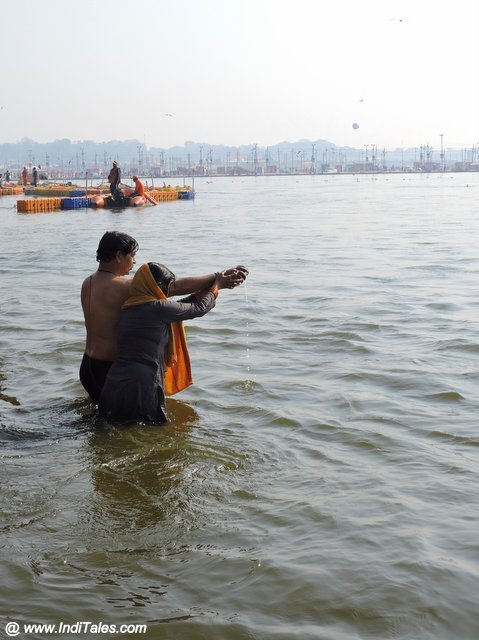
[122,263,193,395]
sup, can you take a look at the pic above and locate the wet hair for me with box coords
[96,231,139,262]
[148,262,176,296]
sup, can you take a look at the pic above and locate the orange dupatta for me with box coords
[122,263,193,395]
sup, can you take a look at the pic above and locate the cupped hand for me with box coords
[217,266,249,289]
[234,265,249,278]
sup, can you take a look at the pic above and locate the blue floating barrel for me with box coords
[61,197,86,210]
[178,190,195,200]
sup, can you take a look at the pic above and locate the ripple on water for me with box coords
[434,337,479,353]
[217,378,264,394]
[424,428,479,453]
[425,390,465,402]
[0,425,51,443]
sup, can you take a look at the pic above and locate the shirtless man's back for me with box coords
[81,272,132,361]
[79,231,138,402]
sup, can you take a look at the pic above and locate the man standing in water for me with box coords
[80,230,247,402]
[107,160,121,199]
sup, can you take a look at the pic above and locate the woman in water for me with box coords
[98,261,247,423]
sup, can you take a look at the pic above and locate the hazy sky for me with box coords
[1,0,477,149]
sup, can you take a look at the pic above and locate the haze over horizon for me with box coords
[1,0,477,150]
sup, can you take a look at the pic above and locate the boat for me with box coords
[90,194,147,208]
[86,183,194,207]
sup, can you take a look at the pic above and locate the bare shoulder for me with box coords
[81,273,132,304]
[109,275,133,297]
[104,276,133,309]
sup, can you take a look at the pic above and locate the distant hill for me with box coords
[0,136,381,164]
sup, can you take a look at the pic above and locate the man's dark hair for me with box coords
[96,231,139,262]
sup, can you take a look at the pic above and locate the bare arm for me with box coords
[173,273,216,296]
[172,266,248,296]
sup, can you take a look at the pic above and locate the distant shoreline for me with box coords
[32,169,478,184]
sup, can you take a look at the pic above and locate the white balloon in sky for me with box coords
[352,122,359,130]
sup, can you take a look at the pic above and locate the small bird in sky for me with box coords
[164,113,173,117]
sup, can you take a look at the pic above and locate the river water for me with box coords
[1,173,478,640]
